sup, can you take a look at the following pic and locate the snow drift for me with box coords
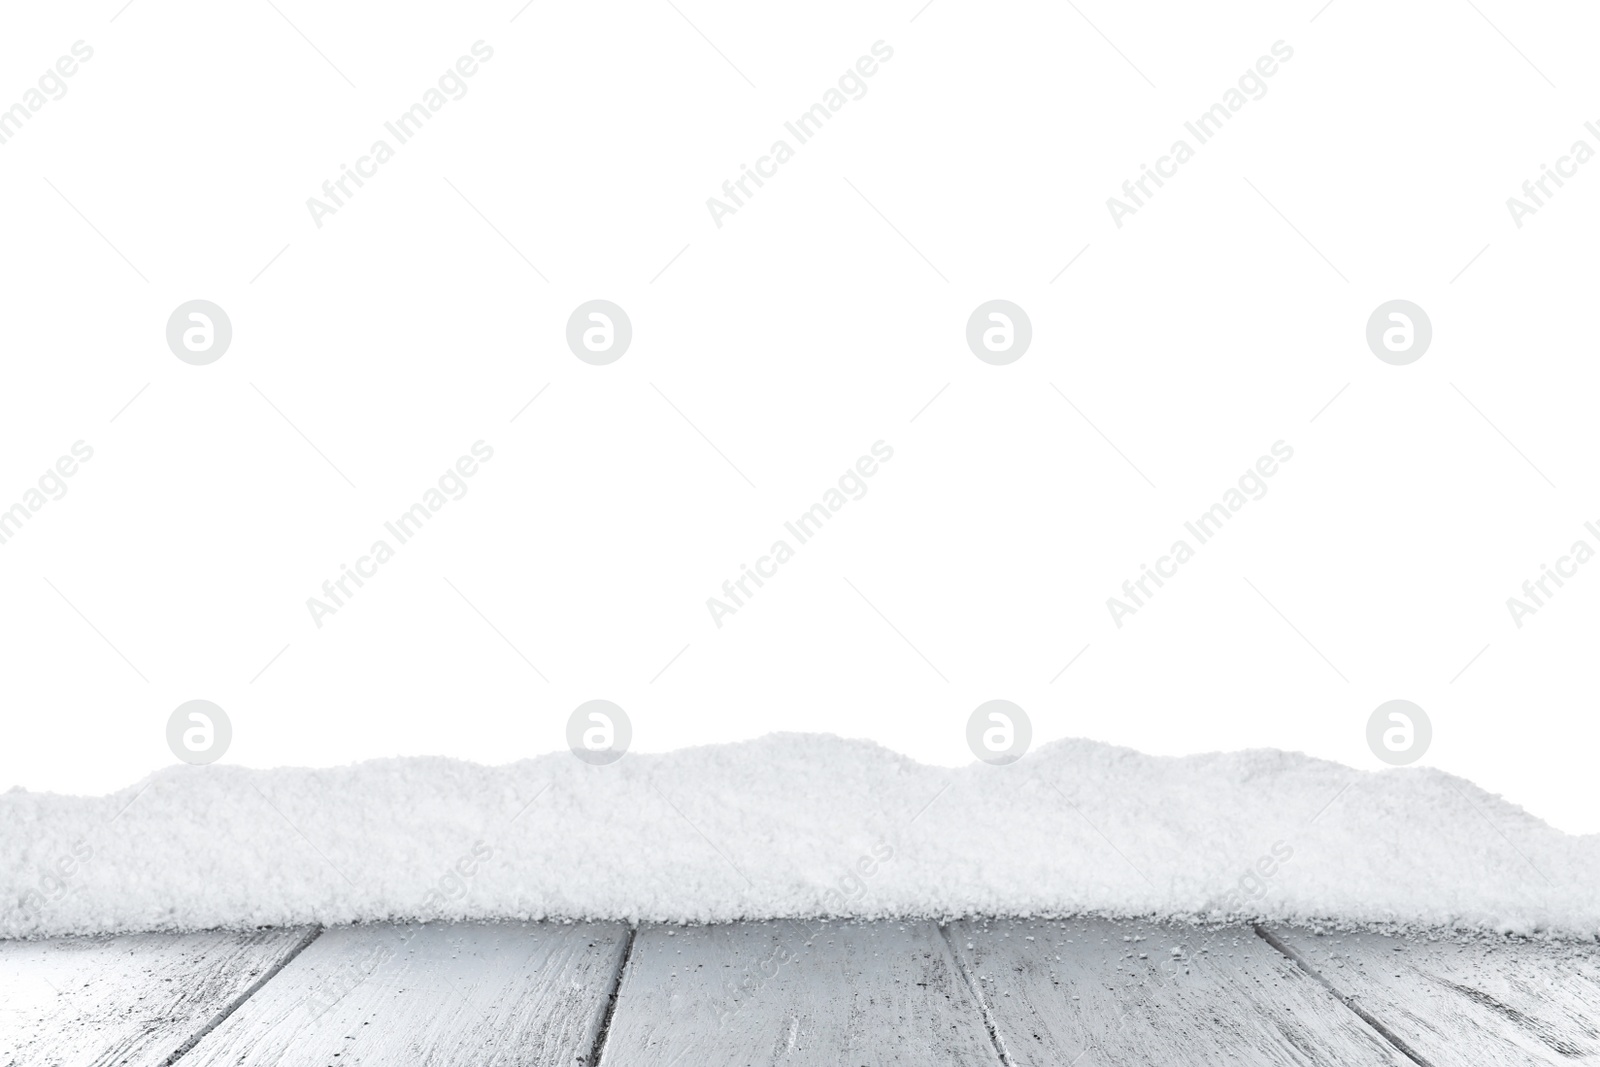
[3,734,1595,939]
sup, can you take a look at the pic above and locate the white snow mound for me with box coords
[3,734,1596,939]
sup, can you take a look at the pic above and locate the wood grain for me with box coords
[177,920,629,1067]
[599,919,1003,1066]
[0,926,316,1067]
[1269,924,1600,1067]
[950,916,1408,1066]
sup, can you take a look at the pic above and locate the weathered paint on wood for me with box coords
[0,926,316,1067]
[178,920,628,1067]
[599,919,1003,1065]
[1270,924,1600,1067]
[950,917,1408,1066]
[10,919,1594,1067]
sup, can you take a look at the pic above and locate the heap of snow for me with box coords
[3,734,1595,939]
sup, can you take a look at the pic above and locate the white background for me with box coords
[3,0,1597,833]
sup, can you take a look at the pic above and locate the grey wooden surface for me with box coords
[949,917,1408,1066]
[178,920,629,1067]
[0,926,316,1067]
[598,919,1003,1066]
[1270,924,1600,1067]
[5,919,1596,1067]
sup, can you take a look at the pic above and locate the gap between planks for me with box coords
[162,926,324,1066]
[938,921,1016,1067]
[1253,923,1437,1067]
[586,924,639,1067]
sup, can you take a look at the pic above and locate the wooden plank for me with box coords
[599,919,1003,1065]
[1269,924,1600,1067]
[950,917,1409,1066]
[0,926,317,1067]
[176,920,628,1067]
